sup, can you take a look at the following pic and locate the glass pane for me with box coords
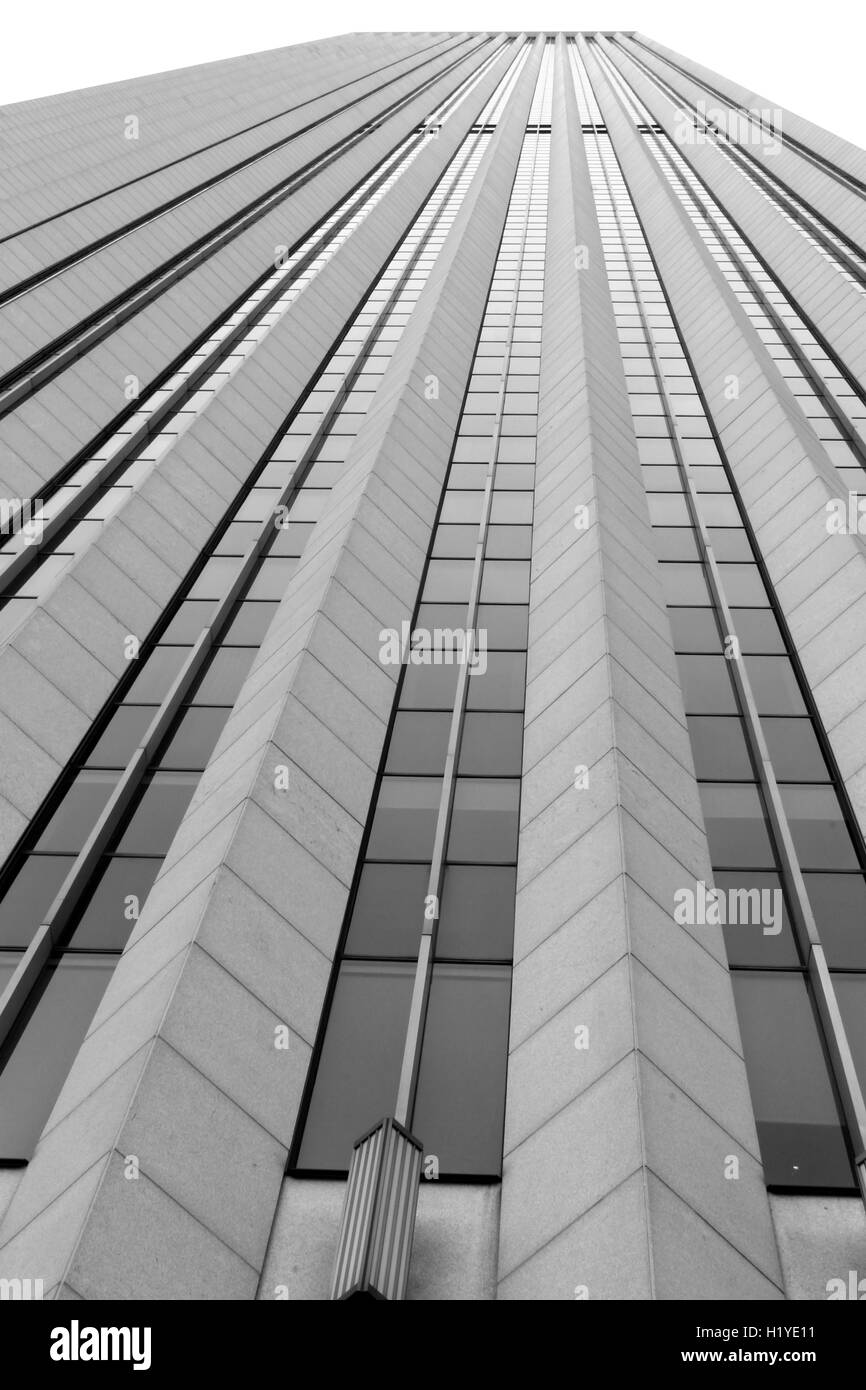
[762,719,828,781]
[448,779,519,863]
[68,857,162,950]
[385,712,451,776]
[480,560,530,604]
[88,705,155,767]
[439,495,483,525]
[485,526,532,559]
[708,529,753,561]
[296,961,414,1170]
[158,707,231,770]
[653,527,701,561]
[399,661,459,710]
[658,563,711,606]
[116,773,198,855]
[779,785,859,870]
[458,712,523,776]
[744,656,807,715]
[730,608,786,654]
[677,655,737,713]
[344,863,429,955]
[192,647,256,704]
[36,772,120,854]
[668,608,721,653]
[366,778,441,861]
[490,493,532,525]
[223,601,280,645]
[187,557,243,599]
[647,493,690,525]
[804,873,866,969]
[0,856,74,949]
[413,963,511,1175]
[731,972,852,1189]
[422,559,474,602]
[124,646,191,704]
[466,652,526,710]
[717,564,767,606]
[245,558,298,601]
[712,871,799,967]
[687,716,752,780]
[0,956,115,1161]
[477,604,529,650]
[161,600,216,643]
[699,495,741,526]
[432,526,477,558]
[698,783,775,868]
[833,975,866,1097]
[437,865,516,959]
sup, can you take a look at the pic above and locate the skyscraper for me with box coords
[0,29,865,1301]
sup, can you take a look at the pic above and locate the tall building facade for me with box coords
[0,29,865,1301]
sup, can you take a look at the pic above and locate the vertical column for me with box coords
[496,37,783,1300]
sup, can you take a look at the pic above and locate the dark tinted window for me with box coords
[437,865,516,959]
[804,874,866,969]
[68,857,162,950]
[192,647,256,704]
[385,712,451,776]
[0,856,73,949]
[296,961,414,1170]
[677,655,738,713]
[688,716,752,780]
[157,707,231,771]
[412,964,511,1174]
[731,972,852,1188]
[779,785,859,870]
[36,772,120,854]
[0,956,115,1160]
[344,863,429,956]
[458,712,523,776]
[366,778,441,861]
[116,773,198,855]
[698,783,775,868]
[89,706,154,767]
[448,780,519,863]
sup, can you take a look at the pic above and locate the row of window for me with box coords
[294,99,553,1177]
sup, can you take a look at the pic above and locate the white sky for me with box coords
[2,0,865,149]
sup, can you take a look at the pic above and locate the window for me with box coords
[698,783,775,868]
[0,957,116,1162]
[0,857,73,950]
[412,963,511,1174]
[731,973,852,1189]
[448,779,520,863]
[366,778,442,861]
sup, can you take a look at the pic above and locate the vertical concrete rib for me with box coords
[0,37,543,1300]
[496,36,783,1301]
